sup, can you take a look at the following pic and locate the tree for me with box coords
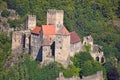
[107,67,119,80]
[72,52,93,68]
[1,9,10,18]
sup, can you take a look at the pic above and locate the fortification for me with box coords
[47,9,64,32]
[12,31,23,53]
[26,15,36,30]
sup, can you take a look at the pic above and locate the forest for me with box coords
[0,0,120,80]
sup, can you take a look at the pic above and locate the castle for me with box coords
[12,9,105,67]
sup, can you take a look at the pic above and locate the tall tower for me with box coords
[47,9,64,32]
[26,15,36,30]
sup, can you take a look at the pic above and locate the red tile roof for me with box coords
[57,26,70,35]
[42,36,50,46]
[31,26,41,34]
[42,25,56,35]
[70,31,80,44]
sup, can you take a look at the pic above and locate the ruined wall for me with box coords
[23,30,31,53]
[83,35,93,48]
[12,31,23,53]
[26,15,36,30]
[56,71,104,80]
[55,35,70,67]
[70,42,82,56]
[31,33,41,60]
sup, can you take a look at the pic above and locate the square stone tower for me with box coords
[12,31,23,53]
[47,9,64,32]
[26,15,36,30]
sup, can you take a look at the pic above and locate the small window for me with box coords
[60,47,62,49]
[59,41,61,43]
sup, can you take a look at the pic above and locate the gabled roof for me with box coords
[42,35,50,46]
[42,25,55,35]
[70,31,80,44]
[31,26,41,34]
[57,26,70,35]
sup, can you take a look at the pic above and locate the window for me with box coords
[60,47,62,49]
[59,41,61,43]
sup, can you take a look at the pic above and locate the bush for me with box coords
[1,9,10,18]
[8,20,17,28]
[62,65,81,78]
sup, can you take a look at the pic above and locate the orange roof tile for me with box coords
[70,31,80,44]
[57,26,70,35]
[42,25,56,35]
[31,26,41,34]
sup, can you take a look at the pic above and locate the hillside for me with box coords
[0,0,120,80]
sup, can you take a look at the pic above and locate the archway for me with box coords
[96,57,99,61]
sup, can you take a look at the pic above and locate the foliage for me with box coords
[62,64,81,78]
[84,45,91,52]
[72,52,93,68]
[2,0,120,79]
[72,52,107,79]
[107,67,120,80]
[81,60,105,76]
[1,9,10,18]
[0,0,7,10]
[0,33,11,71]
[0,54,59,80]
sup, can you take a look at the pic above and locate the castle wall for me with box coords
[23,30,31,53]
[31,33,41,60]
[42,46,54,64]
[83,36,93,48]
[56,71,104,80]
[70,42,82,56]
[12,31,23,53]
[26,15,36,30]
[55,35,70,67]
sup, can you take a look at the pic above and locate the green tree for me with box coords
[1,9,10,18]
[72,52,93,68]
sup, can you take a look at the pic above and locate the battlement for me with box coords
[27,15,36,18]
[47,9,63,14]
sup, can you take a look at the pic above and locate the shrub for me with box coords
[1,9,10,18]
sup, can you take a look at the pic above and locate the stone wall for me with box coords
[12,31,23,53]
[31,33,41,60]
[70,42,82,56]
[56,71,104,80]
[42,45,54,65]
[47,9,64,32]
[26,15,36,30]
[55,35,70,67]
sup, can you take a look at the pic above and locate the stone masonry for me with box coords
[12,9,105,67]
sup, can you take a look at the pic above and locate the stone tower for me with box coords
[26,15,36,30]
[12,31,23,53]
[47,9,64,32]
[55,27,70,67]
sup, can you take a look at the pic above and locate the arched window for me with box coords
[96,57,99,61]
[101,57,104,63]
